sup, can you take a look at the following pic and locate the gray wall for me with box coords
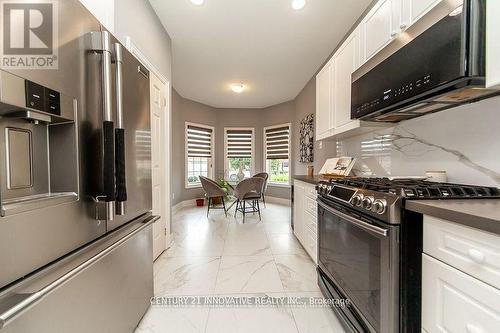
[172,90,218,204]
[172,91,296,205]
[293,77,337,175]
[113,0,172,81]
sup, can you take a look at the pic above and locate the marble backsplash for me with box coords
[332,95,500,187]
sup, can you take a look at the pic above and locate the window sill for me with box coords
[267,183,291,189]
[185,184,202,189]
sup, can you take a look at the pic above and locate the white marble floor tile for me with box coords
[164,234,225,257]
[222,233,271,256]
[263,219,293,234]
[287,292,347,333]
[268,233,306,255]
[205,293,298,333]
[154,256,220,296]
[226,219,267,236]
[215,256,284,293]
[274,254,319,292]
[135,306,209,333]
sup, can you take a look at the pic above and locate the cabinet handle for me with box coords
[466,324,483,333]
[467,248,485,264]
[400,23,407,30]
[390,31,398,38]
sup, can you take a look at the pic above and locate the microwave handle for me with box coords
[317,199,389,237]
[113,43,127,216]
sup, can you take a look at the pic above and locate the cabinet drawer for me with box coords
[304,196,317,217]
[306,231,318,264]
[304,185,317,199]
[305,211,317,232]
[424,215,500,289]
[422,254,500,333]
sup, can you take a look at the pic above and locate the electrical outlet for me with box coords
[172,193,175,200]
[319,141,323,149]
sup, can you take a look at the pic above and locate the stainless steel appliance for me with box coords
[316,178,500,332]
[0,1,155,332]
[351,0,499,123]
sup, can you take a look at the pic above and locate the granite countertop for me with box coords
[406,199,500,235]
[292,175,324,185]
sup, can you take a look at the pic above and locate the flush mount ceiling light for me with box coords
[190,0,204,6]
[291,0,306,10]
[231,83,245,93]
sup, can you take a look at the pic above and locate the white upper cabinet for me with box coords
[79,0,114,33]
[333,30,359,129]
[401,0,442,31]
[360,0,399,63]
[315,60,334,140]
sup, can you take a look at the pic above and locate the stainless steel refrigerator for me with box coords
[0,1,156,332]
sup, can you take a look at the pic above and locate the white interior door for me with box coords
[150,72,169,260]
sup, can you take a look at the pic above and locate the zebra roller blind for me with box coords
[187,124,213,158]
[265,125,290,160]
[226,129,253,158]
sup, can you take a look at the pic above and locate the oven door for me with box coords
[317,197,399,333]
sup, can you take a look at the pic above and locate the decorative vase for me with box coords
[237,162,245,181]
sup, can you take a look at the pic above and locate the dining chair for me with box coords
[233,177,265,222]
[252,172,269,207]
[199,176,227,217]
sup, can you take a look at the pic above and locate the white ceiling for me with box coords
[149,0,371,108]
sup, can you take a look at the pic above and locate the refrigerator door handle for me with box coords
[88,31,116,222]
[113,43,127,216]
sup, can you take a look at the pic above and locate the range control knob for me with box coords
[373,199,387,214]
[362,196,374,210]
[351,194,363,206]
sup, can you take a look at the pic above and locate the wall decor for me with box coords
[299,113,314,163]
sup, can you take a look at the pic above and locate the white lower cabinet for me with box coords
[422,254,500,333]
[422,216,500,333]
[293,180,318,264]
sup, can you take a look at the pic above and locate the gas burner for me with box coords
[317,177,500,224]
[326,177,500,199]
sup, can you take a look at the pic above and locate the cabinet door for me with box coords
[361,0,398,62]
[293,182,305,245]
[401,0,442,29]
[334,31,358,128]
[486,0,500,88]
[315,61,333,140]
[422,255,500,333]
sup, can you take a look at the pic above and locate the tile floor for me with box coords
[135,202,346,333]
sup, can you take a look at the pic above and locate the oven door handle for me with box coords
[317,199,389,237]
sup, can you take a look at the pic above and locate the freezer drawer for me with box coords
[0,214,157,333]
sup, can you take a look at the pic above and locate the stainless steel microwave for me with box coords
[351,0,498,123]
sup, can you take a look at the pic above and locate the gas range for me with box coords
[317,178,500,224]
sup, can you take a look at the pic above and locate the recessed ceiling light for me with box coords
[291,0,306,10]
[231,83,245,94]
[190,0,204,6]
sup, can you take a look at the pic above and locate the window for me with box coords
[224,128,254,181]
[185,122,214,188]
[264,123,291,186]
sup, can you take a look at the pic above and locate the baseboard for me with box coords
[266,196,291,206]
[171,198,198,214]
